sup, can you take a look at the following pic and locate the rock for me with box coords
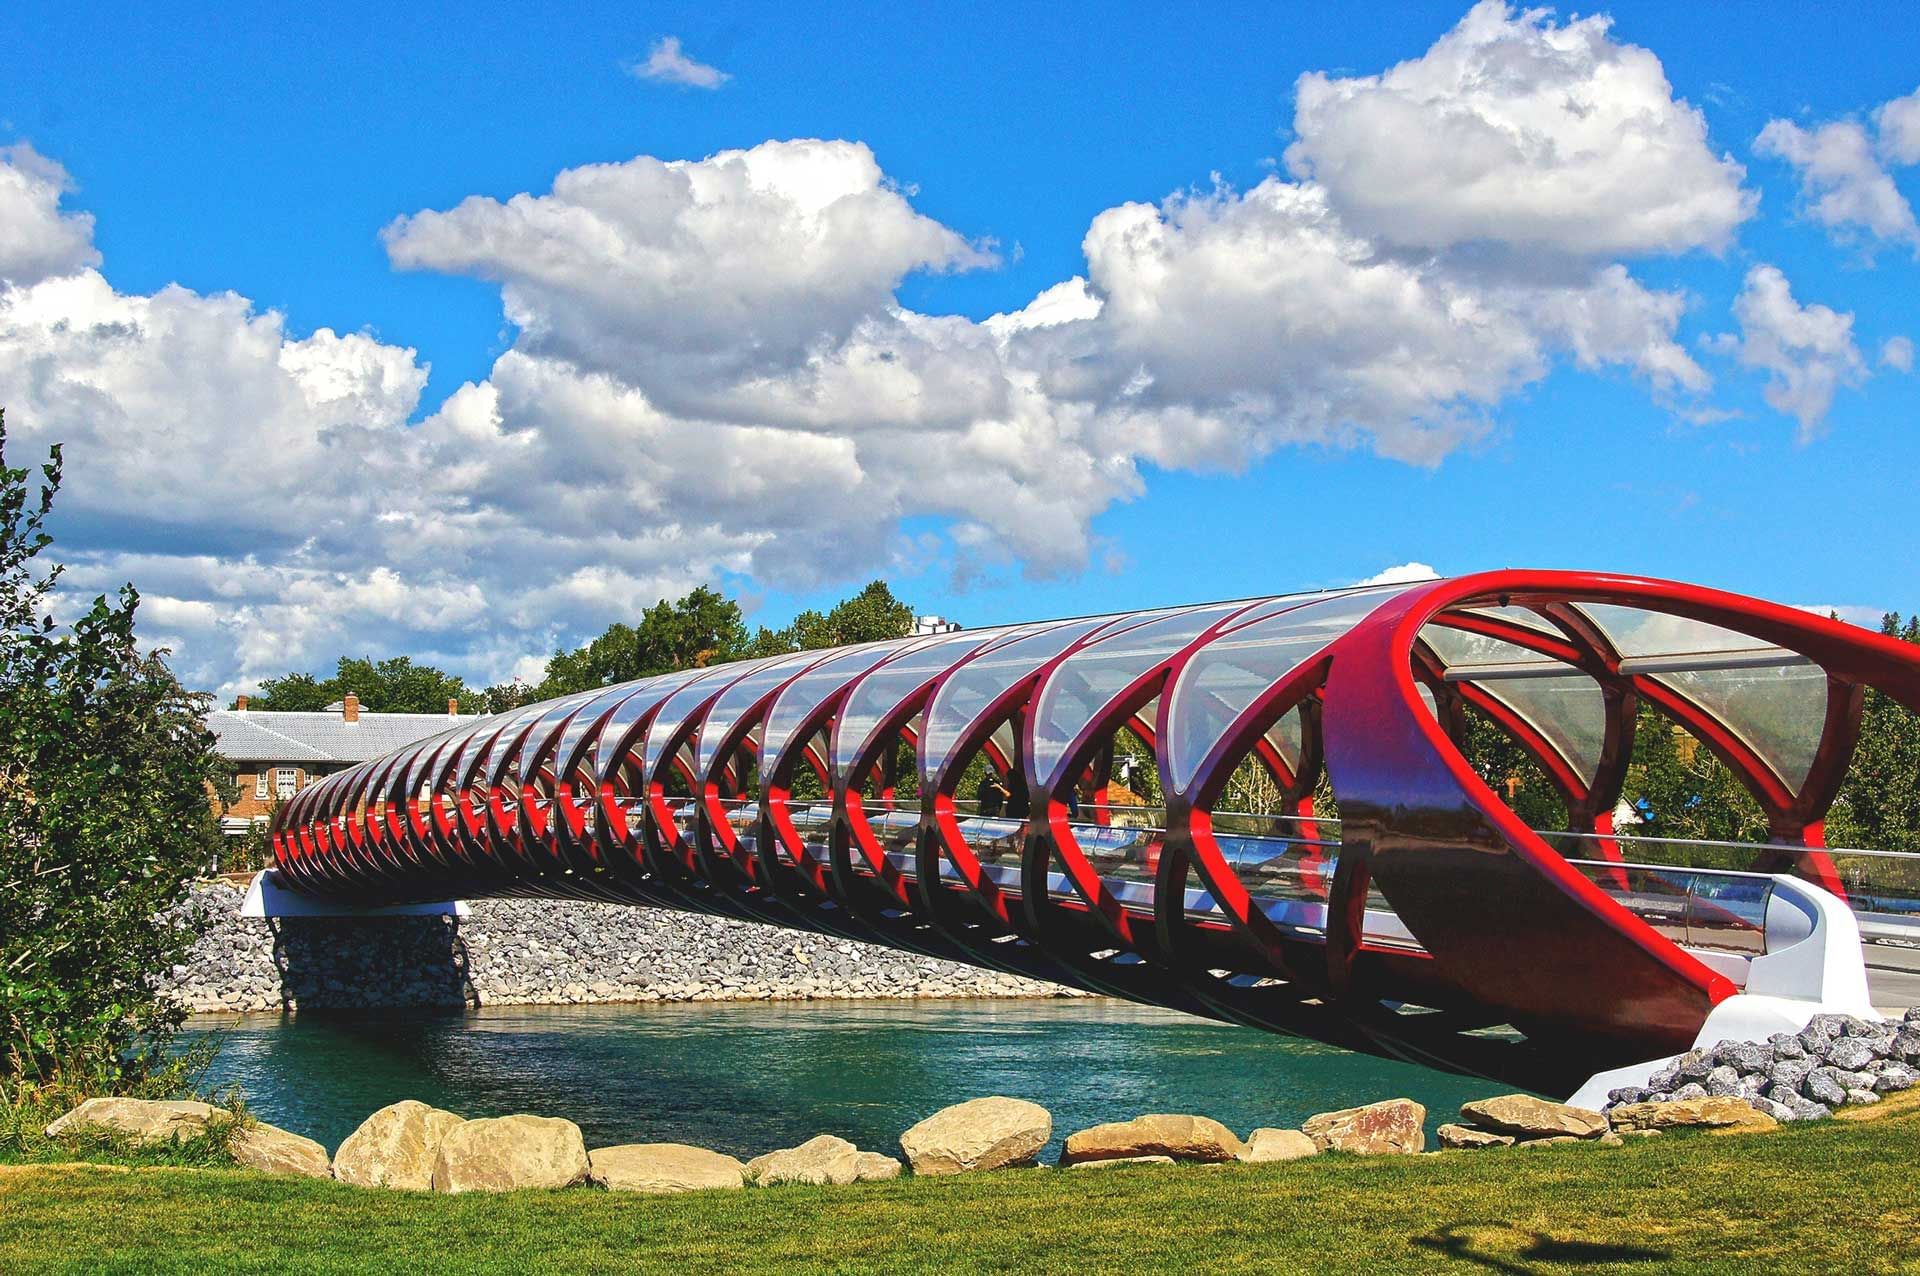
[1674,1049,1712,1081]
[587,1143,745,1193]
[1892,1031,1920,1063]
[1596,1132,1624,1147]
[1644,1062,1682,1093]
[1061,1114,1247,1165]
[1606,1086,1647,1106]
[1240,1128,1320,1161]
[1844,1088,1881,1107]
[1705,1066,1743,1098]
[1606,1097,1779,1133]
[1783,1098,1832,1122]
[430,1115,590,1193]
[1669,1083,1709,1102]
[1301,1099,1425,1155]
[1874,1064,1917,1093]
[1749,1097,1796,1123]
[1712,1039,1772,1073]
[1515,1135,1582,1148]
[1068,1155,1175,1169]
[1458,1095,1607,1140]
[1804,1013,1850,1042]
[1768,1032,1806,1060]
[333,1100,465,1190]
[898,1097,1051,1175]
[1769,1057,1814,1092]
[1805,1068,1848,1107]
[1435,1123,1513,1149]
[44,1098,225,1145]
[1826,1037,1878,1071]
[853,1151,903,1182]
[230,1123,331,1178]
[747,1135,866,1186]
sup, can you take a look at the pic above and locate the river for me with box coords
[188,999,1496,1159]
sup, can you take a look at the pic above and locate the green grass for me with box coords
[4,1099,1919,1275]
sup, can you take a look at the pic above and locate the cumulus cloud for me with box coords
[1285,0,1753,256]
[1884,336,1915,373]
[0,5,1772,695]
[631,36,730,89]
[1356,562,1441,586]
[0,143,100,287]
[1757,85,1920,255]
[1706,266,1867,439]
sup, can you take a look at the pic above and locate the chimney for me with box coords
[343,692,360,724]
[448,697,460,717]
[235,695,249,712]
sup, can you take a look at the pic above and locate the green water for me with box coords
[189,1000,1492,1159]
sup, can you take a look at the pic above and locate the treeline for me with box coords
[243,580,917,715]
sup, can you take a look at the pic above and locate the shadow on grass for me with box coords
[1412,1221,1669,1273]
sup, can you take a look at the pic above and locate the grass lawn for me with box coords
[2,1097,1918,1274]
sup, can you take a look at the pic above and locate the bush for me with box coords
[0,409,227,1091]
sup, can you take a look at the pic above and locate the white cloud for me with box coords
[1707,265,1867,439]
[0,6,1771,695]
[0,143,100,287]
[1285,1,1753,256]
[630,36,731,89]
[1884,335,1915,373]
[1756,118,1919,252]
[1356,562,1441,586]
[1875,86,1920,167]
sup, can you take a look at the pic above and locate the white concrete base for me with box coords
[238,870,470,919]
[1565,873,1878,1109]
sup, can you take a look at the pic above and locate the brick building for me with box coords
[206,692,467,835]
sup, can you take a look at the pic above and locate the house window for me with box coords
[275,768,298,799]
[255,772,269,800]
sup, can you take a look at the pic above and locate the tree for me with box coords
[535,586,751,698]
[1826,613,1920,859]
[251,655,474,713]
[0,411,226,1087]
[747,580,917,656]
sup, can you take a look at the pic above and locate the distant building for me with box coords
[913,614,962,636]
[206,692,467,835]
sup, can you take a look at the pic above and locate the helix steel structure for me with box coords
[269,571,1920,1090]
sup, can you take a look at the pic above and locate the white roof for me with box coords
[207,709,468,765]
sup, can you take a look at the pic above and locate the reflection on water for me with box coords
[188,999,1492,1158]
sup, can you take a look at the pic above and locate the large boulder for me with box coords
[333,1100,465,1190]
[45,1098,224,1145]
[1060,1114,1246,1166]
[230,1123,331,1178]
[588,1143,745,1194]
[747,1134,865,1186]
[1458,1095,1607,1140]
[1436,1123,1514,1150]
[430,1115,590,1193]
[853,1151,903,1181]
[1302,1099,1425,1155]
[1606,1096,1779,1133]
[899,1097,1051,1175]
[1240,1128,1319,1162]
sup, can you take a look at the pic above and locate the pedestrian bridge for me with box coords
[268,571,1920,1094]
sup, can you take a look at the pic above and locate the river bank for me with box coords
[159,880,1078,1013]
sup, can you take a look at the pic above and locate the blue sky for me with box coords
[0,1,1916,691]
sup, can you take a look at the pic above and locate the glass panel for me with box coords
[1656,661,1829,791]
[1458,604,1560,636]
[1577,605,1776,659]
[1477,673,1608,783]
[1263,703,1306,774]
[514,693,599,790]
[921,616,1119,781]
[832,628,1020,782]
[644,660,776,779]
[554,683,651,781]
[695,649,836,775]
[1030,603,1252,786]
[1419,622,1562,671]
[763,640,918,775]
[1166,586,1408,793]
[590,671,702,778]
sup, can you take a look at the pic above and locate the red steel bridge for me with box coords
[268,572,1920,1094]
